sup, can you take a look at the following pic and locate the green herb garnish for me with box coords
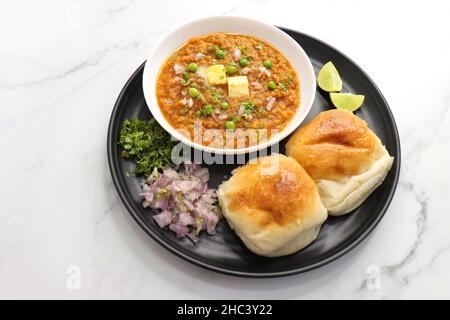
[255,106,267,117]
[279,76,292,92]
[180,71,191,86]
[238,46,248,55]
[240,100,255,114]
[180,78,191,86]
[196,105,215,117]
[119,118,175,176]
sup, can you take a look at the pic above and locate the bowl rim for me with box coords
[142,16,316,155]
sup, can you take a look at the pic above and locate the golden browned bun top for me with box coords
[222,154,320,227]
[286,109,383,180]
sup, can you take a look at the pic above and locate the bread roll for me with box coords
[217,154,327,257]
[286,109,394,216]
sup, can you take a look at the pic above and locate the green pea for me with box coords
[226,65,238,75]
[204,105,214,115]
[215,50,225,59]
[225,121,236,129]
[239,58,249,67]
[220,102,229,110]
[267,80,277,90]
[211,96,220,104]
[263,60,273,69]
[188,87,200,98]
[187,63,198,72]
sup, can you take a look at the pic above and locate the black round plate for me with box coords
[107,28,401,277]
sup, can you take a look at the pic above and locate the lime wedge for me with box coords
[317,62,342,92]
[330,93,365,112]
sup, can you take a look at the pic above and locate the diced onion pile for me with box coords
[141,163,221,241]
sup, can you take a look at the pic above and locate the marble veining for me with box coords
[0,0,449,299]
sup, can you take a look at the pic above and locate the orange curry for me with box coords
[156,32,300,148]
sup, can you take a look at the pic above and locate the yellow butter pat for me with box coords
[205,65,227,85]
[227,76,249,98]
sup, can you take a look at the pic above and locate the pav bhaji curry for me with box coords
[156,32,300,148]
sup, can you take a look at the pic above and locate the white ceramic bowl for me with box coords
[142,16,316,155]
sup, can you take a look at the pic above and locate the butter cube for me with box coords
[205,65,227,86]
[227,76,249,98]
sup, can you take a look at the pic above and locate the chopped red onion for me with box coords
[153,210,171,228]
[233,48,241,62]
[252,81,263,91]
[140,164,221,241]
[195,53,205,60]
[266,97,276,111]
[258,66,271,77]
[173,63,184,75]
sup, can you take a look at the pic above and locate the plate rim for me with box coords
[107,28,401,278]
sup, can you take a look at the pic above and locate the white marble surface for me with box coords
[1,0,449,299]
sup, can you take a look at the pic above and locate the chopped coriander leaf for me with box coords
[207,45,220,52]
[118,118,175,175]
[211,91,224,99]
[180,78,191,86]
[197,105,215,117]
[180,71,191,86]
[211,96,220,104]
[255,106,266,117]
[180,106,189,115]
[198,94,206,103]
[279,76,292,91]
[240,100,255,114]
[238,46,248,54]
[279,77,292,91]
